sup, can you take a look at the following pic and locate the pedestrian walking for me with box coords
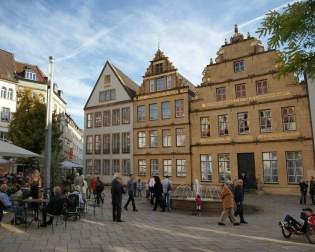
[153,176,164,211]
[234,179,247,224]
[95,177,105,205]
[149,177,155,205]
[111,174,125,222]
[299,179,308,205]
[195,194,202,216]
[218,182,240,226]
[161,176,172,211]
[124,174,138,211]
[310,176,315,205]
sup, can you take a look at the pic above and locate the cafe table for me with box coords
[22,198,48,229]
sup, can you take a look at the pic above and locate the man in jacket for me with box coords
[310,176,315,205]
[234,179,247,224]
[111,174,125,222]
[299,179,308,205]
[161,176,172,211]
[124,174,138,211]
[218,182,240,226]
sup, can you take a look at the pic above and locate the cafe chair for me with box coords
[64,194,80,228]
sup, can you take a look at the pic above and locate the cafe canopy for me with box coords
[0,140,40,158]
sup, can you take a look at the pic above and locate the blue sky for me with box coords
[0,0,298,128]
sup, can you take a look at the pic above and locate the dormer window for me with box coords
[155,63,163,74]
[25,70,37,81]
[234,60,244,73]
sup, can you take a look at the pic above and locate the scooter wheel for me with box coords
[305,224,315,244]
[281,227,292,239]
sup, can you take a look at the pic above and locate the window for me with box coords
[176,160,186,177]
[161,101,171,119]
[200,155,212,181]
[162,129,172,147]
[156,78,164,91]
[235,84,246,98]
[86,160,93,174]
[237,112,249,134]
[102,160,110,175]
[86,113,93,128]
[260,110,272,133]
[1,107,10,122]
[121,107,130,124]
[155,63,163,74]
[86,136,93,154]
[25,70,37,81]
[112,159,120,174]
[149,103,158,120]
[8,89,13,100]
[103,134,110,154]
[149,80,155,92]
[263,152,278,183]
[137,105,145,121]
[122,132,130,153]
[163,160,172,177]
[234,60,244,72]
[216,87,226,101]
[150,160,159,176]
[282,107,296,131]
[95,112,102,128]
[150,131,158,147]
[175,99,184,117]
[200,117,210,137]
[286,151,303,184]
[112,133,120,154]
[218,115,228,136]
[103,110,111,127]
[122,159,131,176]
[1,87,7,98]
[166,76,173,89]
[256,80,267,95]
[104,74,111,86]
[94,160,101,175]
[112,109,120,125]
[137,132,146,148]
[218,154,231,182]
[138,160,146,176]
[99,89,116,102]
[94,135,101,154]
[176,128,186,147]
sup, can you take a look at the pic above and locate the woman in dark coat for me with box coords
[234,179,247,224]
[153,176,165,212]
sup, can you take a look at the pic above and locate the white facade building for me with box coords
[84,61,138,183]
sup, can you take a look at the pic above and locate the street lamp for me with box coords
[44,56,54,193]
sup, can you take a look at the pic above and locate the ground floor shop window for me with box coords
[138,160,146,176]
[200,154,212,181]
[176,159,186,177]
[151,160,159,176]
[218,153,231,182]
[286,151,303,184]
[163,160,172,177]
[262,152,278,183]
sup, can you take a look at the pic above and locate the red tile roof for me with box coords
[15,61,47,83]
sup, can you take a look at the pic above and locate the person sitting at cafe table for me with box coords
[40,186,66,227]
[70,185,85,209]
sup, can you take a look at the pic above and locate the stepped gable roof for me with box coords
[109,61,139,97]
[0,49,16,82]
[15,61,47,83]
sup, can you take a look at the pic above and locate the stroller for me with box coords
[279,208,315,243]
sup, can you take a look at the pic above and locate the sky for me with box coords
[0,0,299,128]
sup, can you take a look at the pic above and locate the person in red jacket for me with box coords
[91,177,97,198]
[195,194,202,216]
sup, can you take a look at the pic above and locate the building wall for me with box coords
[0,79,16,140]
[307,76,315,163]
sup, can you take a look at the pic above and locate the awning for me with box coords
[0,140,40,158]
[61,160,83,169]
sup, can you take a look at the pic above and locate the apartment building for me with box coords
[133,49,195,186]
[84,61,138,183]
[190,26,315,194]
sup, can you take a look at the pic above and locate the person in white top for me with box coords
[149,177,155,205]
[81,175,88,201]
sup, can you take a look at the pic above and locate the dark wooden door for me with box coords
[237,153,256,189]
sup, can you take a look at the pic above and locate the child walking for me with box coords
[195,194,202,216]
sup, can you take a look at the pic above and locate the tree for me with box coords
[257,0,315,78]
[9,89,64,184]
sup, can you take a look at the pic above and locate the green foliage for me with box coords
[9,89,64,184]
[257,0,315,78]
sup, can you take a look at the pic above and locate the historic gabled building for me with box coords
[190,26,315,194]
[84,61,138,183]
[133,49,195,186]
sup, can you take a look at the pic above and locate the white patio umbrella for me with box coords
[61,160,82,169]
[0,140,40,158]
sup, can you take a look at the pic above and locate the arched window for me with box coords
[1,87,7,98]
[8,88,13,100]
